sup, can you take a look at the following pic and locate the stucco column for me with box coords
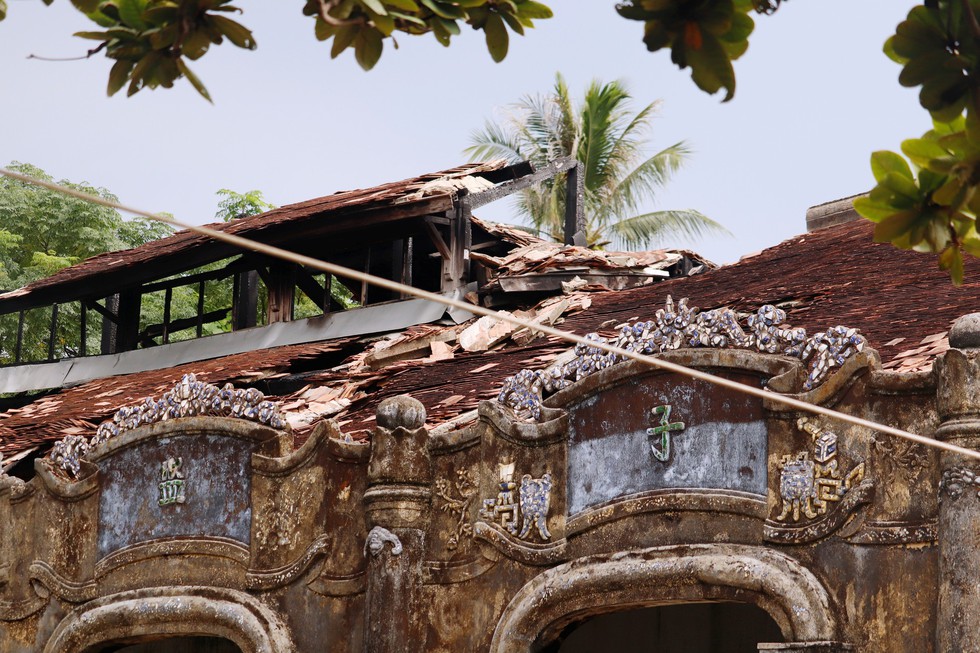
[935,313,980,653]
[362,395,432,653]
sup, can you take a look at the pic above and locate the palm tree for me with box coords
[466,73,728,250]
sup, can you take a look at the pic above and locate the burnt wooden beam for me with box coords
[140,257,248,294]
[14,310,24,364]
[140,307,230,341]
[266,263,296,324]
[423,219,452,260]
[47,304,58,360]
[80,303,87,357]
[0,196,454,315]
[196,281,205,338]
[162,287,172,343]
[85,298,118,324]
[466,157,577,210]
[360,248,371,305]
[475,160,535,185]
[402,237,413,298]
[232,270,258,330]
[101,294,119,355]
[564,161,586,246]
[295,269,326,311]
[115,290,142,352]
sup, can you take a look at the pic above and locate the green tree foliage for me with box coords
[212,188,360,313]
[0,162,171,290]
[616,0,980,283]
[854,1,980,284]
[4,0,552,101]
[0,162,175,364]
[215,188,277,222]
[466,73,728,249]
[616,0,758,101]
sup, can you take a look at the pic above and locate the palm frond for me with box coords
[463,73,724,250]
[579,79,632,196]
[609,209,732,250]
[605,141,692,218]
[464,120,526,163]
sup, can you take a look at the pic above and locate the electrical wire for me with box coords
[2,166,978,461]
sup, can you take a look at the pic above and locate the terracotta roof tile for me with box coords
[4,219,980,464]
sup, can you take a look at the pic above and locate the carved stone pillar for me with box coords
[362,395,431,653]
[936,313,980,653]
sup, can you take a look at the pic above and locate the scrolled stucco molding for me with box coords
[42,586,294,653]
[364,526,403,557]
[489,544,841,653]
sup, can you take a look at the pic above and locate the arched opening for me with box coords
[556,602,784,653]
[86,637,243,653]
[43,587,294,653]
[490,544,843,653]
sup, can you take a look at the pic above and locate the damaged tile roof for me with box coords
[3,219,979,470]
[0,161,510,310]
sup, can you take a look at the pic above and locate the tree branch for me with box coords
[961,0,980,40]
[27,42,106,62]
[317,0,364,27]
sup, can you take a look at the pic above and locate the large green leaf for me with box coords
[484,12,508,62]
[331,24,358,57]
[106,59,134,96]
[117,0,148,30]
[872,209,921,244]
[208,14,255,49]
[870,150,913,184]
[177,58,212,102]
[853,197,899,223]
[685,32,736,101]
[517,1,552,19]
[354,26,383,70]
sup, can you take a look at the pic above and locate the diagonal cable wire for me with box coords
[2,166,977,461]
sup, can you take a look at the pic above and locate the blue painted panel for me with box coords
[98,434,252,559]
[567,374,768,515]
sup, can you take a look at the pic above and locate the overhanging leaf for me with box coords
[872,209,921,244]
[484,12,508,62]
[685,32,736,101]
[208,14,256,49]
[177,58,213,102]
[870,150,913,184]
[354,26,383,70]
[107,59,134,96]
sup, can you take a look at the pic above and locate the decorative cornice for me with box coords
[49,374,286,477]
[472,521,567,566]
[247,535,335,590]
[845,519,938,545]
[498,296,867,421]
[28,560,97,603]
[940,466,980,500]
[765,481,875,544]
[423,554,497,585]
[94,537,250,579]
[566,489,767,536]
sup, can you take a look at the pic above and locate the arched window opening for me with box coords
[557,602,784,653]
[85,637,243,653]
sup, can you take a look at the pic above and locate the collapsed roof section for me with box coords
[0,158,708,395]
[3,218,979,478]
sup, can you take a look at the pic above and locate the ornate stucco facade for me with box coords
[3,309,980,652]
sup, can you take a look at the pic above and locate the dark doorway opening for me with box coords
[556,602,784,653]
[88,637,242,653]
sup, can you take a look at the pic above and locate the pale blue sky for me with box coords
[1,0,921,263]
